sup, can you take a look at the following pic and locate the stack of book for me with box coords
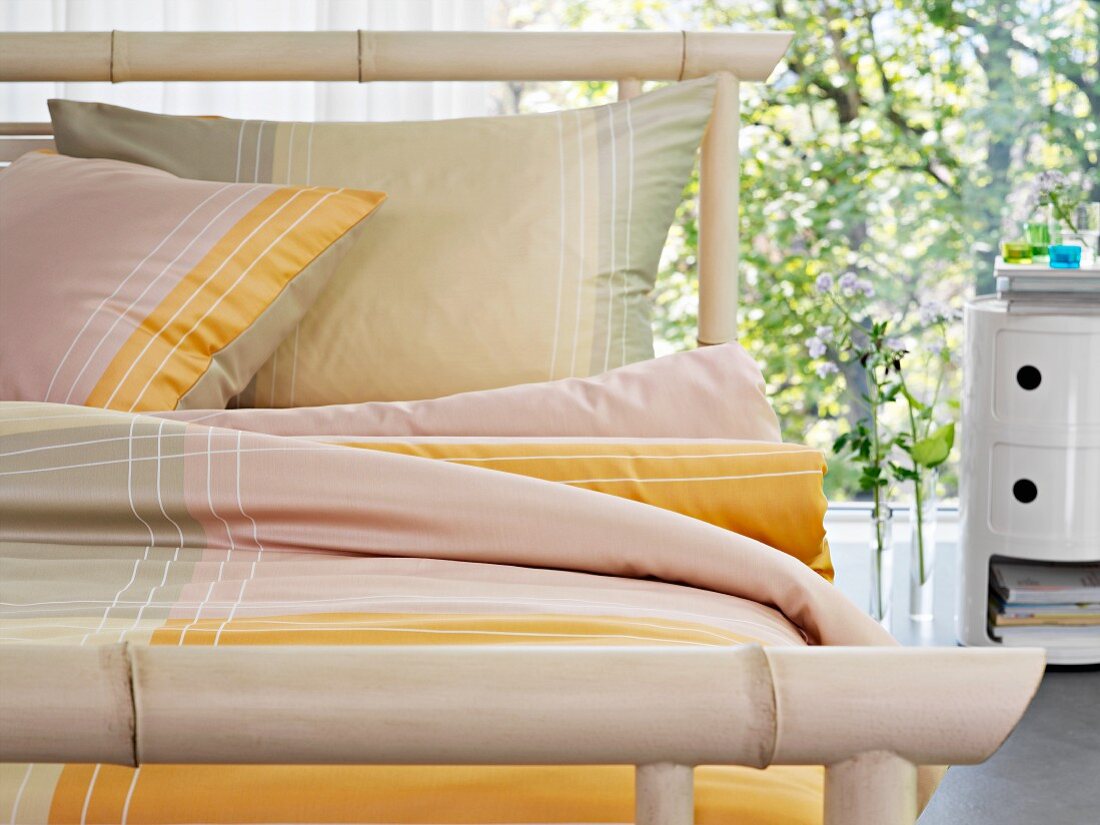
[994,257,1100,304]
[989,559,1100,647]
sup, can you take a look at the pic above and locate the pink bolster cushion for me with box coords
[159,343,781,442]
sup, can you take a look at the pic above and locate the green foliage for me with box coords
[810,271,955,518]
[497,0,1098,501]
[911,422,955,468]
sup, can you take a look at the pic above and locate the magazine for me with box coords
[991,559,1100,607]
[988,560,1100,645]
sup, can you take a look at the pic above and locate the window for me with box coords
[493,0,1099,500]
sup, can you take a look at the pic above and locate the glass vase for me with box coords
[1045,201,1097,264]
[1069,202,1099,265]
[1046,201,1069,243]
[909,470,938,622]
[869,504,894,626]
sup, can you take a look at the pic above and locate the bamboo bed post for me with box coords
[824,750,918,825]
[617,77,643,100]
[636,762,694,825]
[698,70,740,345]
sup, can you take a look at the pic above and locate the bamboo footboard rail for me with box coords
[0,643,1044,825]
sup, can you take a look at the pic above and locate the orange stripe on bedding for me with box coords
[341,440,834,580]
[50,763,137,825]
[85,187,380,411]
[43,764,821,825]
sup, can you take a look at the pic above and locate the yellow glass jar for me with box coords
[1001,240,1033,264]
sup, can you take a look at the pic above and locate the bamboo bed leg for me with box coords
[635,762,693,825]
[824,750,918,825]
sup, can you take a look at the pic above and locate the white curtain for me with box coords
[0,0,490,122]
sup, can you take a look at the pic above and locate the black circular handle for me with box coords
[1016,365,1042,391]
[1012,479,1038,504]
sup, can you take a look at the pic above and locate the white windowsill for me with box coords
[825,504,959,543]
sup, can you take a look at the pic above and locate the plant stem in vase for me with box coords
[909,469,938,621]
[810,275,955,628]
[869,504,894,626]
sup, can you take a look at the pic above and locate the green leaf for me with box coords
[900,384,925,411]
[911,423,955,468]
[889,462,920,482]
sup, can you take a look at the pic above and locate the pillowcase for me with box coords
[339,437,833,579]
[159,342,783,442]
[0,151,384,411]
[49,77,716,406]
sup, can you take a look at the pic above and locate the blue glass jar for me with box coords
[1048,244,1082,269]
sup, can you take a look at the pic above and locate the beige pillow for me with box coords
[50,78,715,405]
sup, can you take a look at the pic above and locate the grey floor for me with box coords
[828,526,1100,824]
[919,667,1100,825]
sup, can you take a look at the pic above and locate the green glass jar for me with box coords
[1025,221,1050,259]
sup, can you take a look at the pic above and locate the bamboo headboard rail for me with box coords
[0,29,794,345]
[0,31,791,82]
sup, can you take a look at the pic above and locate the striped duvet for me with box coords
[0,401,891,824]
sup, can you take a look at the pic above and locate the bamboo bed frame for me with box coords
[0,30,1046,825]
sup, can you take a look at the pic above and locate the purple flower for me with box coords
[815,273,834,292]
[816,362,839,378]
[815,325,834,341]
[919,301,946,325]
[1035,170,1071,197]
[838,272,859,293]
[857,279,874,297]
[806,336,827,358]
[928,340,945,355]
[886,337,904,350]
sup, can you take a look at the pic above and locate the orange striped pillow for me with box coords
[336,437,833,579]
[0,151,384,411]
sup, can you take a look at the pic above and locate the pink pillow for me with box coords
[159,343,781,442]
[0,152,384,411]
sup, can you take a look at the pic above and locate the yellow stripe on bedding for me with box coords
[149,611,770,647]
[341,440,834,579]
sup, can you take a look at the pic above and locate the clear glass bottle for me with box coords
[909,470,938,621]
[1072,202,1099,265]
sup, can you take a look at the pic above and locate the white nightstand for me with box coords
[957,284,1100,664]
